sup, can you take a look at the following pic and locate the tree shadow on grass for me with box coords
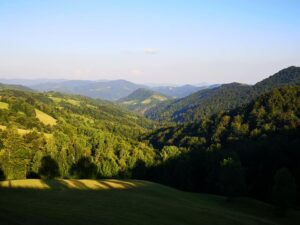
[0,179,141,191]
[40,179,69,190]
[94,179,139,190]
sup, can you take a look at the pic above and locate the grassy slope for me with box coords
[0,101,9,109]
[35,109,57,126]
[0,179,299,225]
[0,125,52,138]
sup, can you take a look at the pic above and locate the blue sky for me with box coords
[0,0,299,84]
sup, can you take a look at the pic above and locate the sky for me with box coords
[0,0,299,85]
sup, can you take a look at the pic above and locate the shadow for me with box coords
[68,179,89,190]
[38,156,60,179]
[69,157,97,179]
[95,180,114,189]
[107,180,136,189]
[0,167,6,181]
[40,179,69,190]
[142,126,300,206]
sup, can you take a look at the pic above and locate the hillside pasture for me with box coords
[0,101,9,109]
[35,109,57,126]
[0,125,52,138]
[0,179,299,225]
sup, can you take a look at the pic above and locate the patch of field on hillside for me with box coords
[142,98,152,104]
[35,109,57,126]
[49,96,80,106]
[66,99,81,106]
[152,95,168,101]
[0,125,32,135]
[0,125,52,139]
[49,96,63,103]
[0,101,9,109]
[0,179,299,225]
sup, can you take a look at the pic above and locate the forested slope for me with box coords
[0,89,156,180]
[144,86,300,203]
[118,88,171,114]
[146,66,300,122]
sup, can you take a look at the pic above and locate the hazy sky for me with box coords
[0,0,299,84]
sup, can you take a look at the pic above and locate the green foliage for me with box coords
[160,146,181,162]
[38,156,60,179]
[145,86,300,204]
[146,66,300,122]
[119,88,170,114]
[70,157,97,179]
[219,157,245,198]
[272,168,297,215]
[0,89,156,180]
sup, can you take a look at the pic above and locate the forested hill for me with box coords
[118,88,171,114]
[0,89,156,180]
[0,82,32,92]
[151,84,206,98]
[145,66,300,122]
[144,86,300,203]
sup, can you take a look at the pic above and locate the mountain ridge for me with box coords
[145,66,300,122]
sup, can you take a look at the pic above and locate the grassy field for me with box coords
[49,96,81,106]
[0,179,299,225]
[0,125,52,139]
[35,109,57,126]
[0,101,9,110]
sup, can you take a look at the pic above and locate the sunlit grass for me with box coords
[35,109,57,126]
[49,96,63,103]
[66,99,81,106]
[0,101,9,109]
[50,96,81,106]
[0,179,143,190]
[0,125,52,138]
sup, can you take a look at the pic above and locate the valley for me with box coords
[0,67,299,225]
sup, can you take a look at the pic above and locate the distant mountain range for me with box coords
[145,66,300,122]
[0,79,210,101]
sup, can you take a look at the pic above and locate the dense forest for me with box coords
[0,90,156,180]
[0,69,299,209]
[145,86,300,204]
[145,66,300,122]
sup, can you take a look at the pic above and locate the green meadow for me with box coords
[0,179,299,225]
[0,102,9,110]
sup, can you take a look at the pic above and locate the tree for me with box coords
[132,160,147,179]
[38,156,60,179]
[219,157,246,199]
[0,167,5,180]
[272,168,297,216]
[70,157,97,179]
[160,146,181,162]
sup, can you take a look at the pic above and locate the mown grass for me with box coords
[35,109,57,126]
[0,179,299,225]
[0,101,9,110]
